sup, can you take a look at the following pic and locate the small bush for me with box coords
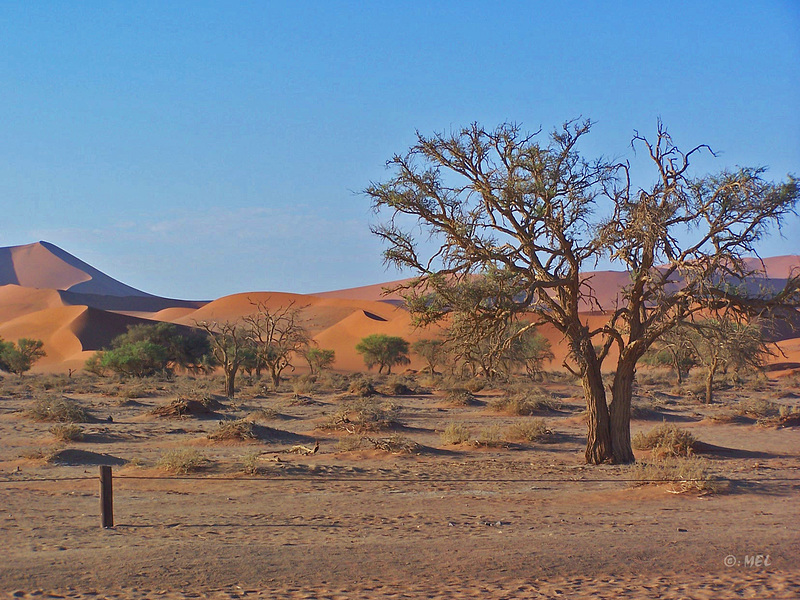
[152,394,220,418]
[444,388,477,406]
[156,449,209,474]
[440,422,471,445]
[250,407,278,421]
[367,434,419,454]
[322,397,400,433]
[474,425,504,448]
[207,419,256,441]
[27,396,89,423]
[337,434,366,452]
[490,390,560,415]
[292,375,315,395]
[462,378,486,393]
[49,423,84,442]
[630,457,721,494]
[348,376,377,397]
[240,452,263,475]
[632,423,696,458]
[735,398,781,420]
[506,418,553,442]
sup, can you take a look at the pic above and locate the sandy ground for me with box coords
[0,373,798,599]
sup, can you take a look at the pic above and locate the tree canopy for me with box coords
[367,119,799,464]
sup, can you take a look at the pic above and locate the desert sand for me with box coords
[0,242,799,598]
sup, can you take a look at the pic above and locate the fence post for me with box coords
[100,465,114,528]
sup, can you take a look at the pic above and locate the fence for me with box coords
[1,467,799,529]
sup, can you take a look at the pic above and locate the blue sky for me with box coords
[1,1,798,299]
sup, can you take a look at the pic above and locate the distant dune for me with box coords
[0,241,797,375]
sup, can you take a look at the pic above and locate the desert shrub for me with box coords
[444,388,477,406]
[506,418,553,442]
[337,434,366,452]
[735,398,781,420]
[314,371,349,392]
[240,452,263,475]
[474,425,504,447]
[630,457,721,494]
[380,374,418,396]
[250,407,278,421]
[49,423,84,442]
[367,434,419,454]
[347,376,377,397]
[207,419,257,441]
[632,423,696,458]
[490,389,560,415]
[292,375,316,395]
[152,394,220,418]
[462,378,486,393]
[27,396,90,423]
[440,422,471,445]
[322,397,400,433]
[156,449,209,474]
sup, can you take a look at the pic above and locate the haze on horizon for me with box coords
[1,2,798,300]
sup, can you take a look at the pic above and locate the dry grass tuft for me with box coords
[207,419,257,441]
[322,397,401,433]
[49,423,84,442]
[156,449,209,474]
[630,457,722,494]
[506,418,553,443]
[440,422,471,445]
[490,389,560,415]
[444,388,477,406]
[27,396,90,423]
[632,423,696,458]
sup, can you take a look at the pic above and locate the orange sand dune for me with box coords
[171,291,404,334]
[312,279,409,302]
[0,285,66,323]
[313,306,424,372]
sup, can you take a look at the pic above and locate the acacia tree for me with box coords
[196,320,251,398]
[355,334,410,374]
[304,347,336,375]
[0,338,47,376]
[682,319,771,404]
[366,120,798,464]
[243,301,310,389]
[411,338,446,374]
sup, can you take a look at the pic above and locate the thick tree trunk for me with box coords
[224,366,237,399]
[582,365,613,464]
[609,356,637,464]
[271,367,280,390]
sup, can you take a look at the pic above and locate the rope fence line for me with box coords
[2,474,800,484]
[1,467,797,528]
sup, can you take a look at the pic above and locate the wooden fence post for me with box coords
[100,465,114,528]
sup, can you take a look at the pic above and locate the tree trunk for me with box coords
[609,355,637,464]
[271,366,280,390]
[582,365,613,464]
[705,359,717,404]
[224,366,237,398]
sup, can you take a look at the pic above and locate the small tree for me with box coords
[355,334,410,374]
[642,328,697,384]
[243,300,310,389]
[411,338,446,374]
[304,347,336,375]
[684,318,771,404]
[109,323,212,374]
[101,340,169,378]
[196,321,251,398]
[0,338,47,376]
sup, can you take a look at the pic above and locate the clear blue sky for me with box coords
[1,1,798,299]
